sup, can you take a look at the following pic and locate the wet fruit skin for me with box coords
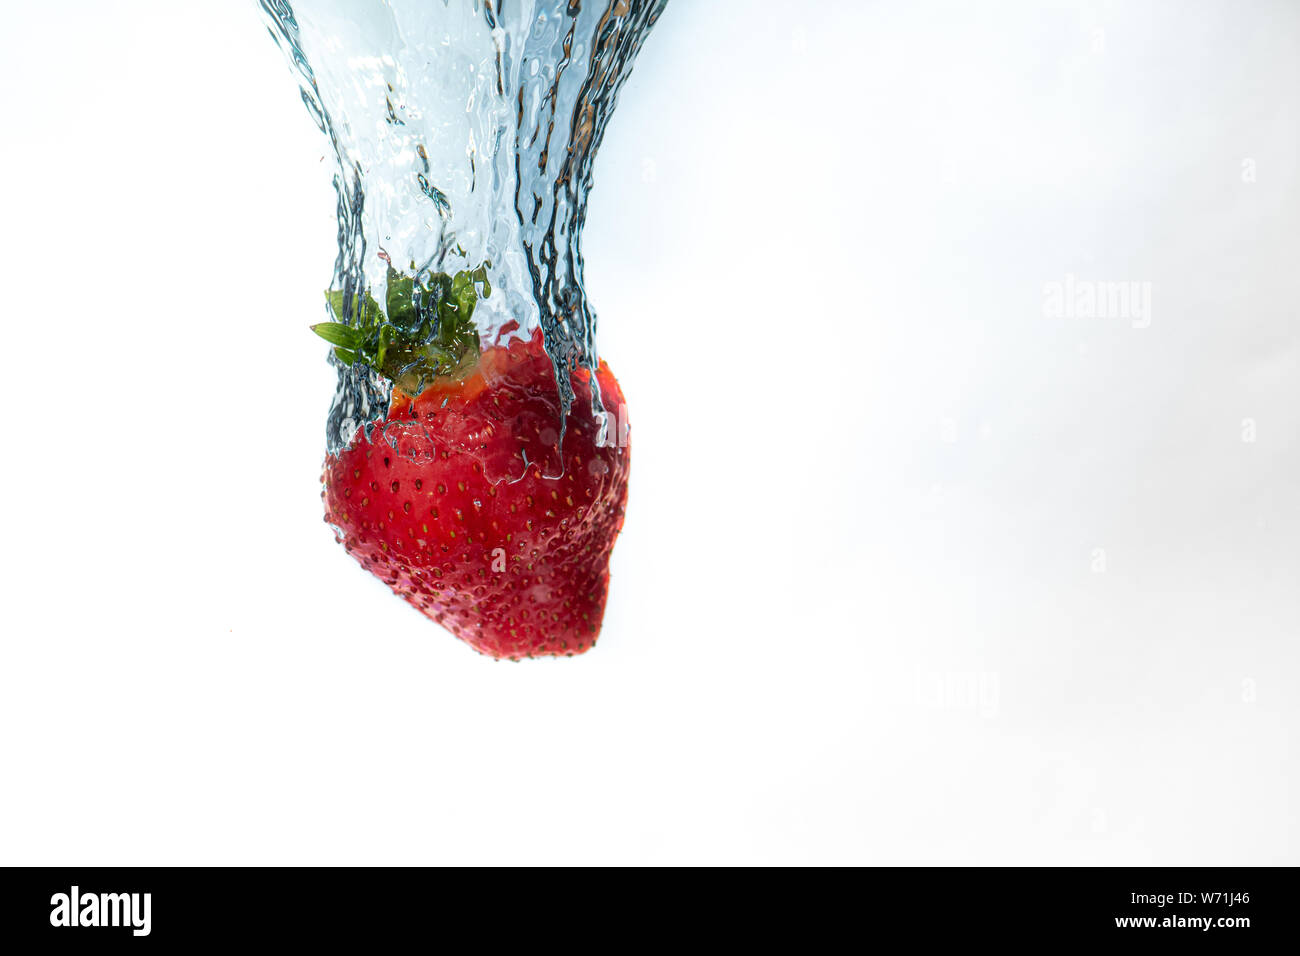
[322,333,629,659]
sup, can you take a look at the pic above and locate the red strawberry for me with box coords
[318,276,629,659]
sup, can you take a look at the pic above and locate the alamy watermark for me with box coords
[915,670,1000,718]
[595,402,630,449]
[50,886,151,937]
[1043,273,1152,329]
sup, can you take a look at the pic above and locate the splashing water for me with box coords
[260,0,667,457]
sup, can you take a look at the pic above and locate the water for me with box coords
[259,0,668,454]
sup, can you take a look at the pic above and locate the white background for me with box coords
[1,0,1296,864]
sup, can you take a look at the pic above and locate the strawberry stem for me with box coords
[313,263,491,395]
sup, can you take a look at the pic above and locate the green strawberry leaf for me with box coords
[313,262,492,395]
[310,322,363,349]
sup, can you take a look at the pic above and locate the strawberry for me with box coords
[315,266,629,659]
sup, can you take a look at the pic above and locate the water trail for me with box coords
[260,0,667,456]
